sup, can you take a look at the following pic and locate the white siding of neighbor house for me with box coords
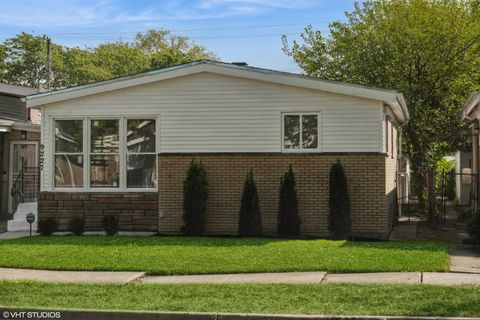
[40,72,384,191]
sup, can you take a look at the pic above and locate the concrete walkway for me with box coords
[450,245,480,274]
[0,267,145,283]
[2,268,480,286]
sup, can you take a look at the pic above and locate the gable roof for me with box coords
[25,60,409,123]
[0,83,38,97]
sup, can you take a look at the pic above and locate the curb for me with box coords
[1,308,479,320]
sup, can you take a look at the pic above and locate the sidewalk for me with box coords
[2,267,480,285]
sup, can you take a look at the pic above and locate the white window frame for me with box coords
[281,112,321,153]
[51,115,159,192]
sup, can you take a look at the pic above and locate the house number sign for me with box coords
[39,144,45,171]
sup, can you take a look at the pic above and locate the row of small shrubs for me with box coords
[37,215,119,236]
[182,159,351,239]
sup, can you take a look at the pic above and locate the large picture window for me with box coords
[52,117,157,190]
[54,120,84,188]
[283,113,319,151]
[126,119,157,188]
[90,119,120,188]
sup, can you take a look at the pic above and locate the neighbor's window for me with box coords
[54,119,84,188]
[126,119,157,188]
[90,119,120,188]
[283,113,319,151]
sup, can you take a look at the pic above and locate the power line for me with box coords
[0,21,327,37]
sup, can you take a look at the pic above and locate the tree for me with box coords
[0,29,217,89]
[283,0,480,221]
[182,160,208,235]
[278,165,301,237]
[328,160,351,240]
[238,169,262,237]
[134,29,217,69]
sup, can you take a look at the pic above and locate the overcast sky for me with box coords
[0,0,355,72]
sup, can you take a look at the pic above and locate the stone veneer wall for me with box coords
[158,153,392,239]
[38,192,158,231]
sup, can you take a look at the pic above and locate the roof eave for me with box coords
[461,91,480,120]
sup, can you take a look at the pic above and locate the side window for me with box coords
[283,113,319,151]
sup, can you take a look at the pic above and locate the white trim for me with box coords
[11,122,41,133]
[281,112,321,153]
[25,61,409,123]
[50,116,159,192]
[8,140,39,213]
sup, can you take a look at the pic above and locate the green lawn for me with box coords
[0,236,448,274]
[1,282,479,317]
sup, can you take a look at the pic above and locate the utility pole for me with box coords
[44,35,52,90]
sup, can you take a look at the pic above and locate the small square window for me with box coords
[283,113,319,151]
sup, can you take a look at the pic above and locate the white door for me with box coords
[9,141,39,213]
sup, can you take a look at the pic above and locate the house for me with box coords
[0,83,40,231]
[461,90,480,213]
[25,60,409,239]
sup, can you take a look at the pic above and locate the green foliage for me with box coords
[238,170,262,237]
[0,29,217,90]
[67,217,86,236]
[102,215,119,236]
[182,160,208,236]
[435,157,456,201]
[328,160,351,240]
[277,165,301,237]
[283,0,480,212]
[37,217,58,236]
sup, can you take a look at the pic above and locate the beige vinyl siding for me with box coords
[41,72,383,190]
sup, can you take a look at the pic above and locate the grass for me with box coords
[0,236,449,274]
[1,281,479,317]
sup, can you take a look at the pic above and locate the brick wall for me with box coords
[385,127,398,229]
[38,192,158,231]
[6,129,40,141]
[158,153,391,239]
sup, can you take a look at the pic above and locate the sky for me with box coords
[0,0,356,72]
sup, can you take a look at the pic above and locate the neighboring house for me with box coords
[455,151,472,205]
[0,83,40,230]
[461,90,480,213]
[26,60,409,239]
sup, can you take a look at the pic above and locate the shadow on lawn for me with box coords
[339,240,448,253]
[0,235,447,252]
[0,235,288,248]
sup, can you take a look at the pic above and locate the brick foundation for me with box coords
[38,192,158,231]
[158,153,395,239]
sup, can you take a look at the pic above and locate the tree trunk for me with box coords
[413,170,425,215]
[425,167,438,228]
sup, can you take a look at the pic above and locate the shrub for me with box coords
[277,165,301,237]
[182,159,208,235]
[238,169,262,237]
[328,160,351,240]
[435,158,456,201]
[102,215,119,236]
[68,217,85,236]
[37,217,58,236]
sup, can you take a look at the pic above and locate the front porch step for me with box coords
[7,202,38,232]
